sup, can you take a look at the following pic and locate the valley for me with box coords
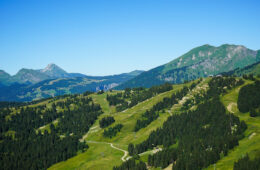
[2,1,260,169]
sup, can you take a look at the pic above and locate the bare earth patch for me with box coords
[249,132,256,140]
[227,102,237,113]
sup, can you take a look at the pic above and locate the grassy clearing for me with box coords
[86,83,187,146]
[49,142,123,170]
[205,80,260,170]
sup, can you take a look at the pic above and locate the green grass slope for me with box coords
[205,79,260,170]
[5,77,258,170]
[117,44,259,89]
[223,60,260,77]
[49,80,209,170]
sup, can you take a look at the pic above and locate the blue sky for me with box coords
[1,0,260,76]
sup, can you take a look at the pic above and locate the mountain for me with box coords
[117,44,260,89]
[0,63,87,85]
[0,70,144,101]
[222,60,260,77]
[0,70,11,85]
[12,68,51,84]
[40,63,70,78]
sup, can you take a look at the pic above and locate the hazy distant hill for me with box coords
[117,44,260,89]
[0,70,144,101]
[0,70,11,85]
[0,63,86,85]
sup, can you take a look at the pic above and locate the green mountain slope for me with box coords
[12,68,51,84]
[50,77,260,170]
[0,70,11,85]
[117,44,260,89]
[1,77,260,170]
[222,59,260,77]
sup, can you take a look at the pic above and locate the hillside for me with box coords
[0,70,11,85]
[222,61,260,77]
[1,76,259,170]
[117,44,260,89]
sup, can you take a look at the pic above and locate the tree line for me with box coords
[237,80,260,116]
[113,159,147,170]
[134,81,199,131]
[233,154,260,170]
[99,116,115,128]
[107,83,173,112]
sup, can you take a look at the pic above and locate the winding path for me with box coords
[86,141,128,161]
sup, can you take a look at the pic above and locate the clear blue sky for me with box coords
[1,0,260,76]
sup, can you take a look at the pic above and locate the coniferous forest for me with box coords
[115,77,250,170]
[0,94,102,170]
[99,116,115,128]
[107,83,173,112]
[237,80,260,116]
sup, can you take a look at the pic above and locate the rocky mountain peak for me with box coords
[40,63,68,78]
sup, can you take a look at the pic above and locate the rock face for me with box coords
[117,44,260,89]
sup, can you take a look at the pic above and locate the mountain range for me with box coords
[1,44,260,101]
[0,64,144,101]
[0,63,89,85]
[116,44,260,89]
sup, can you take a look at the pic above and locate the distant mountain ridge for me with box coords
[0,63,85,85]
[40,63,70,78]
[0,64,144,86]
[117,44,260,89]
[0,65,144,101]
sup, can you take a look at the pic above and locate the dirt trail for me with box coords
[110,143,128,161]
[86,141,128,161]
[80,126,99,142]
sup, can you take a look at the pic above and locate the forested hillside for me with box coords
[1,76,260,170]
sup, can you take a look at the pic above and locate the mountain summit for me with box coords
[40,63,69,78]
[117,44,260,89]
[0,64,72,85]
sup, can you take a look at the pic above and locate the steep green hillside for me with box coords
[49,79,212,170]
[0,70,11,85]
[12,68,51,84]
[1,77,259,170]
[222,60,260,77]
[206,79,260,170]
[117,44,260,89]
